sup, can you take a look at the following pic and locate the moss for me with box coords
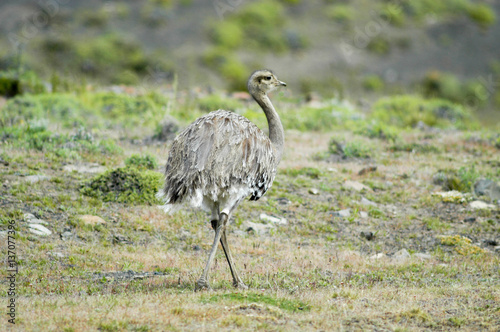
[371,95,478,130]
[367,37,391,55]
[81,167,163,205]
[440,235,487,255]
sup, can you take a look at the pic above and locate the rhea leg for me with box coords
[220,227,247,289]
[195,213,226,291]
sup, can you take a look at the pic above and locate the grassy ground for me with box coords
[0,89,499,331]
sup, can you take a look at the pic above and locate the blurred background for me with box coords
[0,0,499,125]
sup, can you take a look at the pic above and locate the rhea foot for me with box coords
[195,279,211,292]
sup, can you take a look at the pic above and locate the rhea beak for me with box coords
[279,81,287,86]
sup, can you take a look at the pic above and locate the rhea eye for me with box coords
[265,76,272,80]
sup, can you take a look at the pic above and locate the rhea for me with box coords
[159,70,286,290]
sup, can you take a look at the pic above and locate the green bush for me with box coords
[329,138,372,158]
[210,21,244,49]
[125,154,158,170]
[327,5,354,24]
[433,166,480,193]
[370,95,478,130]
[362,75,385,92]
[81,167,163,204]
[466,4,496,29]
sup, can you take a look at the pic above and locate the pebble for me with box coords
[28,224,52,236]
[344,180,372,192]
[360,197,377,206]
[23,175,51,183]
[243,220,275,235]
[259,213,287,225]
[60,231,73,241]
[369,253,386,260]
[414,253,432,260]
[332,209,350,218]
[308,188,319,195]
[48,251,65,258]
[360,231,374,241]
[469,201,496,210]
[359,211,368,218]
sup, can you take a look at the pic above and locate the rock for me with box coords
[415,253,432,260]
[360,231,374,241]
[360,197,377,206]
[276,197,291,205]
[63,163,106,174]
[344,180,372,192]
[484,239,498,246]
[24,213,49,225]
[469,201,496,210]
[474,179,500,201]
[48,251,65,258]
[393,249,410,261]
[113,234,132,244]
[259,213,287,225]
[24,175,51,183]
[28,224,52,236]
[243,220,275,235]
[359,211,368,219]
[494,246,500,253]
[332,209,350,218]
[60,231,73,241]
[78,215,106,226]
[308,188,319,195]
[358,166,377,176]
[327,168,338,173]
[369,253,386,260]
[464,217,476,223]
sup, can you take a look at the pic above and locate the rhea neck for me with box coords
[252,91,285,162]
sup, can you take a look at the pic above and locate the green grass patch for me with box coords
[203,292,311,312]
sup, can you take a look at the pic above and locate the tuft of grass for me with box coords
[80,167,163,204]
[389,142,440,153]
[125,154,158,170]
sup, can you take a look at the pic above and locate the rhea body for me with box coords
[159,70,286,290]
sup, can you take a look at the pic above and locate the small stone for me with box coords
[360,197,377,206]
[344,180,372,192]
[113,234,132,244]
[28,224,52,236]
[78,215,106,226]
[359,211,368,218]
[369,253,386,260]
[276,197,291,205]
[48,251,65,258]
[23,213,48,225]
[414,253,432,260]
[243,220,275,235]
[360,231,374,241]
[327,168,338,173]
[464,217,476,223]
[60,231,73,240]
[332,209,351,218]
[484,239,498,246]
[393,249,410,261]
[469,201,495,210]
[24,175,51,183]
[309,188,319,195]
[494,246,500,253]
[358,166,377,176]
[259,213,287,225]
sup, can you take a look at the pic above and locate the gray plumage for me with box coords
[158,69,287,291]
